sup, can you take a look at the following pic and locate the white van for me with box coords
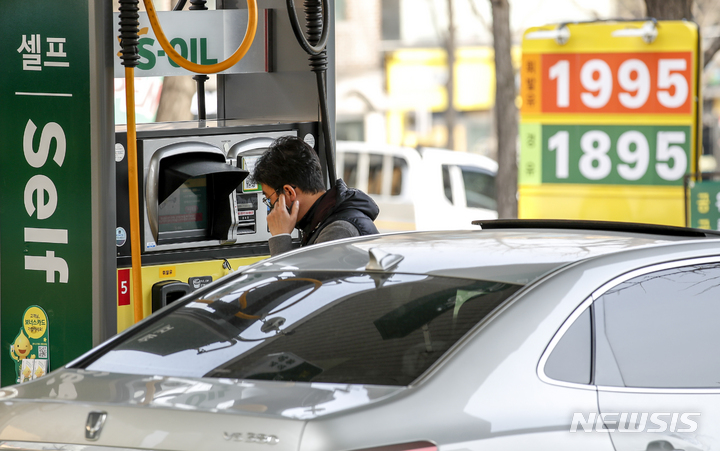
[336,141,498,232]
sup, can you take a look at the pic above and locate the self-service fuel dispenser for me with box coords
[115,120,319,330]
[110,0,336,332]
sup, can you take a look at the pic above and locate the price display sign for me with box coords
[519,21,699,226]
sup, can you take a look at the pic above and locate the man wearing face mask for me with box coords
[252,136,379,257]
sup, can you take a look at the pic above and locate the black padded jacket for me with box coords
[267,179,379,256]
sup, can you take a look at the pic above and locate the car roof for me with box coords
[335,140,420,156]
[418,146,498,172]
[245,220,720,285]
[335,141,498,173]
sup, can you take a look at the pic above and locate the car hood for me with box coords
[0,368,405,451]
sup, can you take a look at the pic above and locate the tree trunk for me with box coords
[490,0,518,219]
[644,0,692,19]
[445,0,457,150]
[155,76,196,122]
[643,1,720,67]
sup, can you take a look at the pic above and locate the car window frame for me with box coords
[457,165,497,211]
[538,255,720,394]
[338,149,410,199]
[541,299,594,386]
[537,296,596,391]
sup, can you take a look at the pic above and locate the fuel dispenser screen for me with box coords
[158,176,209,237]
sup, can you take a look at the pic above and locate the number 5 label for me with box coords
[118,268,131,306]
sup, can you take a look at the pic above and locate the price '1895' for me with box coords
[537,125,691,185]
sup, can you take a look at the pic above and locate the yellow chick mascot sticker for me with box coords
[21,362,32,383]
[9,306,49,384]
[10,330,32,362]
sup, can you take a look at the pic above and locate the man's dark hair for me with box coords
[252,136,326,193]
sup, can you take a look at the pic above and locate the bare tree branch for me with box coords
[445,0,457,150]
[644,0,692,20]
[704,34,720,68]
[428,0,445,43]
[695,0,720,66]
[489,0,518,218]
[468,0,492,34]
[567,0,602,19]
[615,0,646,19]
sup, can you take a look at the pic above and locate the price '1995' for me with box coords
[530,52,693,114]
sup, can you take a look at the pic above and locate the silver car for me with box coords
[2,220,720,451]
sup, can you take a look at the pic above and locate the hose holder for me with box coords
[118,0,141,67]
[285,0,329,56]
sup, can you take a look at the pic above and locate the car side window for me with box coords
[391,157,406,196]
[544,307,592,384]
[459,165,497,210]
[343,152,358,188]
[594,262,720,388]
[442,165,453,204]
[368,153,383,195]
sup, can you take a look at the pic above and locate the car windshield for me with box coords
[85,271,522,385]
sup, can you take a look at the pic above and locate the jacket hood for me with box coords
[331,179,380,221]
[297,179,379,237]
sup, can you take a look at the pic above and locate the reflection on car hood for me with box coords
[0,368,404,420]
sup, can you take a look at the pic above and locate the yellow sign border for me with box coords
[519,20,701,225]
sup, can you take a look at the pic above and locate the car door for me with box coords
[593,258,720,451]
[444,164,497,219]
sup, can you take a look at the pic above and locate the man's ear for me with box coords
[282,184,298,202]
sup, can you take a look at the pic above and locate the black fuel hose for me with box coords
[172,0,211,119]
[189,0,210,120]
[119,0,140,68]
[286,0,336,188]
